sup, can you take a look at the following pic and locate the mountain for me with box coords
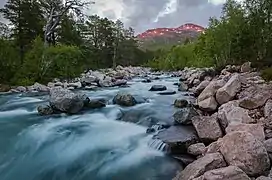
[136,23,205,50]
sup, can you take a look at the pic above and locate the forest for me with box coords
[2,0,272,86]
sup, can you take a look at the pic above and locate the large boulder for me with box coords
[16,86,27,92]
[238,84,272,110]
[37,105,54,116]
[49,87,85,114]
[192,115,223,143]
[216,74,241,105]
[173,107,199,125]
[86,99,106,109]
[194,80,210,96]
[113,93,137,106]
[220,131,270,176]
[149,85,167,91]
[174,99,188,108]
[173,153,227,180]
[198,96,218,112]
[240,62,252,73]
[156,126,199,153]
[178,82,188,91]
[98,76,114,87]
[226,123,265,142]
[218,101,255,130]
[81,76,98,86]
[32,82,50,92]
[187,143,206,156]
[198,79,226,102]
[113,79,127,87]
[264,139,272,153]
[256,176,272,180]
[194,166,251,180]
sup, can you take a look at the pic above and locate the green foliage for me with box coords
[261,68,272,81]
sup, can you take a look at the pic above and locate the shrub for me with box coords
[261,68,272,81]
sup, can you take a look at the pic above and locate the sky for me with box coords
[0,0,238,34]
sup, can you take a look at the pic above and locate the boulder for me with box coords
[239,84,272,110]
[194,166,251,180]
[141,79,152,83]
[241,62,252,73]
[173,154,196,166]
[81,76,98,86]
[156,126,199,154]
[218,101,255,130]
[49,87,85,114]
[173,153,227,180]
[187,143,206,156]
[198,96,218,112]
[158,90,176,95]
[174,99,188,108]
[32,82,50,92]
[113,79,127,86]
[173,107,199,125]
[192,115,223,143]
[264,99,272,119]
[113,93,137,106]
[205,138,223,154]
[256,176,272,180]
[37,105,54,116]
[220,131,270,176]
[16,86,27,92]
[178,82,189,91]
[264,139,272,153]
[198,79,226,102]
[67,82,82,89]
[216,74,241,105]
[194,80,210,96]
[226,123,265,142]
[149,85,167,91]
[98,76,113,87]
[86,99,106,109]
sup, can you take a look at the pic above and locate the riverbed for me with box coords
[0,75,192,180]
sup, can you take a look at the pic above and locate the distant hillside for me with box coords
[136,23,205,50]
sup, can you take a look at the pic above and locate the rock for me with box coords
[178,82,189,91]
[174,99,188,108]
[216,74,241,105]
[54,82,63,87]
[158,90,176,95]
[49,87,85,114]
[187,143,206,156]
[113,93,137,106]
[37,105,54,115]
[226,123,265,142]
[156,126,199,154]
[196,166,251,180]
[198,96,218,112]
[98,76,113,87]
[198,79,226,102]
[86,99,106,109]
[192,115,223,143]
[206,138,223,154]
[142,79,152,83]
[256,176,272,180]
[218,101,255,130]
[173,153,227,180]
[173,107,199,125]
[264,139,272,153]
[81,76,98,86]
[239,84,272,110]
[16,86,26,92]
[149,85,167,91]
[47,82,55,88]
[32,82,50,92]
[264,99,272,119]
[113,79,127,86]
[194,80,210,96]
[68,82,82,89]
[173,154,196,166]
[241,62,252,73]
[220,131,270,176]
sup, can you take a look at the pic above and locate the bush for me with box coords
[261,68,272,81]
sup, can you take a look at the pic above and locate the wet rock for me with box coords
[192,115,223,143]
[156,126,199,153]
[198,96,218,112]
[113,93,137,107]
[142,79,152,83]
[220,131,270,176]
[218,101,255,130]
[158,90,176,95]
[81,76,98,86]
[187,143,206,156]
[174,99,188,108]
[16,86,27,92]
[49,87,85,114]
[178,82,188,91]
[241,62,252,73]
[216,74,241,105]
[173,107,199,125]
[195,166,251,180]
[173,153,227,180]
[149,85,167,91]
[67,82,82,89]
[113,79,127,86]
[239,84,272,110]
[86,99,106,109]
[37,105,54,115]
[226,123,265,142]
[194,80,210,96]
[173,154,196,166]
[98,76,114,87]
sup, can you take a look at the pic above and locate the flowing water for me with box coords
[0,76,192,180]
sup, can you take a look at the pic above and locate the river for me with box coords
[0,75,189,180]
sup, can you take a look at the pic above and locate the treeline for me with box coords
[0,0,153,85]
[148,0,272,73]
